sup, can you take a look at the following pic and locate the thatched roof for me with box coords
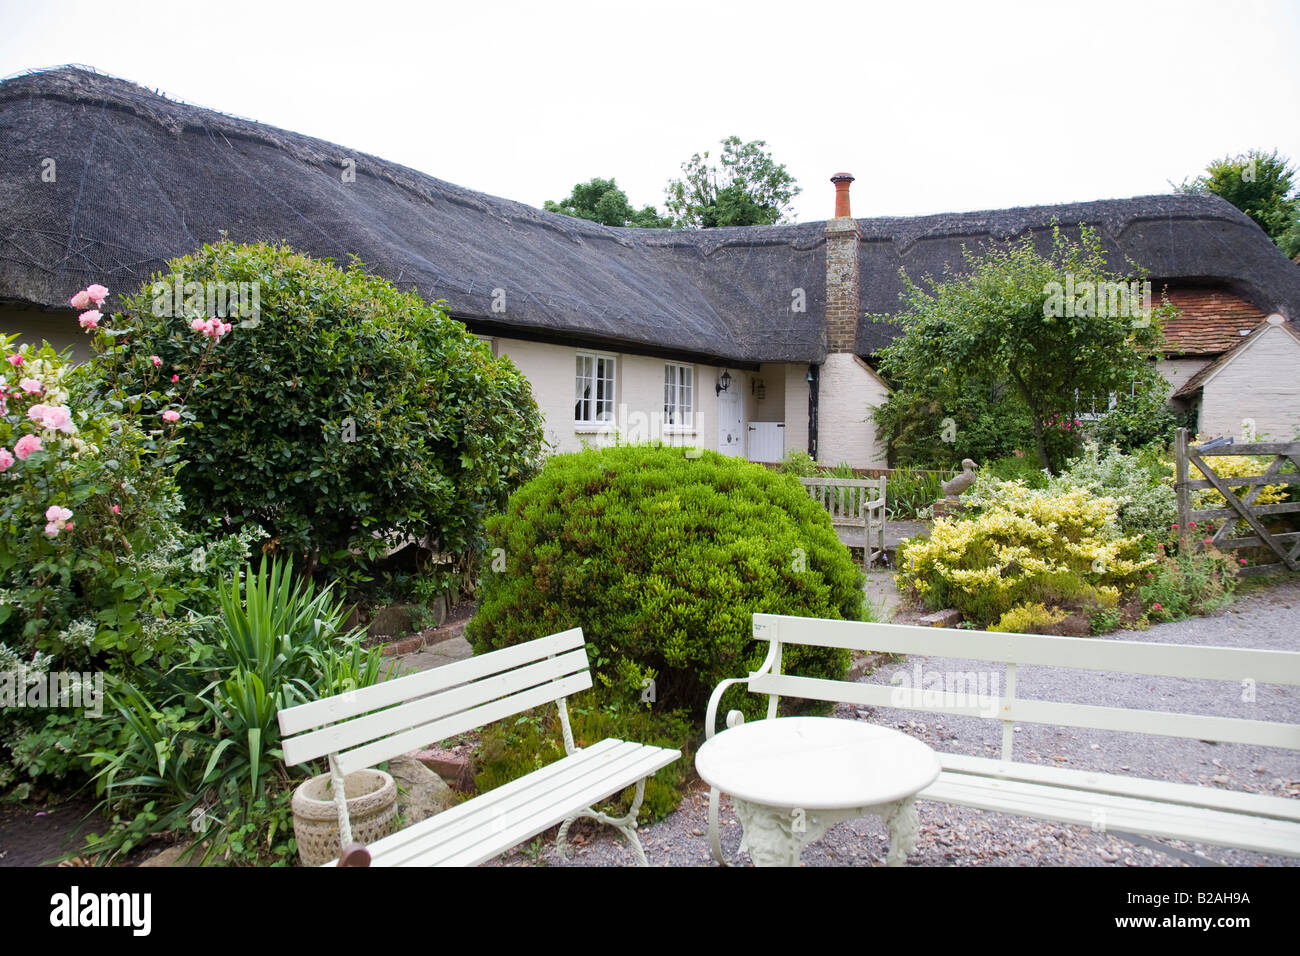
[3,66,1299,365]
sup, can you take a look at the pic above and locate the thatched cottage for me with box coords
[3,66,1299,465]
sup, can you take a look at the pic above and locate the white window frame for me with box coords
[575,351,617,428]
[663,362,695,431]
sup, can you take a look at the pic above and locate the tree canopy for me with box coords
[870,226,1172,473]
[543,177,670,228]
[1177,149,1300,258]
[664,136,800,228]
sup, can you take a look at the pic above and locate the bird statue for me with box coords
[941,459,978,500]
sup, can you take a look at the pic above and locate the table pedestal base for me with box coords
[728,795,920,867]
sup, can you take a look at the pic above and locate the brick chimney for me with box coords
[825,172,860,354]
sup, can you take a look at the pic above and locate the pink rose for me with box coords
[111,504,120,515]
[86,284,109,305]
[0,448,12,472]
[45,505,73,523]
[6,354,22,367]
[171,374,179,383]
[28,404,73,433]
[18,377,42,395]
[44,522,61,538]
[1152,603,1162,611]
[191,318,206,332]
[13,434,42,459]
[70,290,92,310]
[1238,558,1248,565]
[151,355,162,367]
[162,409,181,423]
[78,310,102,330]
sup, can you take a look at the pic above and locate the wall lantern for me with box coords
[805,369,814,383]
[752,378,766,400]
[716,370,732,395]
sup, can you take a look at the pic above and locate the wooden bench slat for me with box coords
[282,649,589,765]
[921,773,1300,857]
[413,746,679,867]
[938,753,1300,822]
[278,628,586,735]
[749,672,1300,748]
[368,740,630,854]
[362,742,678,867]
[751,615,1300,685]
[357,739,643,865]
[334,670,593,776]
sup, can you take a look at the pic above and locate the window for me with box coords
[664,363,694,428]
[575,353,616,424]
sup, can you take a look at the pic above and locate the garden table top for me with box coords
[695,716,940,810]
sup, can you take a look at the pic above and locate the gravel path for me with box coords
[491,577,1300,867]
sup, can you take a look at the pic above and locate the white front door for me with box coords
[718,390,744,457]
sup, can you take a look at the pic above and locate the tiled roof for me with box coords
[1161,288,1268,356]
[1174,316,1300,397]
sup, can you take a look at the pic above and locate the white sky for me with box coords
[2,0,1298,223]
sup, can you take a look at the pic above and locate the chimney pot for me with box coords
[831,172,854,219]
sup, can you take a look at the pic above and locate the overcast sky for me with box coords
[3,0,1298,223]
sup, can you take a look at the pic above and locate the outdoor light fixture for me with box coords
[716,370,732,395]
[753,378,766,400]
[805,369,814,383]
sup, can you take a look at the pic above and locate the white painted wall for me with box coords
[784,364,810,457]
[2,306,87,362]
[1158,356,1212,394]
[1199,324,1300,441]
[495,336,735,456]
[816,353,890,468]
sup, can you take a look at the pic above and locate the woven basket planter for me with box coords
[292,769,397,867]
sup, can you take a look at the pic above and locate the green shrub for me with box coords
[467,444,867,720]
[776,449,819,477]
[110,241,544,583]
[1052,442,1178,544]
[1140,542,1239,623]
[983,455,1050,488]
[1090,375,1188,452]
[474,689,692,826]
[0,332,260,669]
[81,556,388,865]
[885,466,952,519]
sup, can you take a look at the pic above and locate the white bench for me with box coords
[278,628,681,866]
[797,476,886,569]
[705,613,1300,863]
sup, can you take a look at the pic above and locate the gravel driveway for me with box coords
[491,577,1300,867]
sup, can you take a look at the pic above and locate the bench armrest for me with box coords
[704,641,782,739]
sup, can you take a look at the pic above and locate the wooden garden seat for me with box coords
[798,476,886,568]
[277,628,681,866]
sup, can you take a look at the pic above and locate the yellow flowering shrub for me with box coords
[1188,454,1289,509]
[896,479,1153,627]
[989,602,1068,634]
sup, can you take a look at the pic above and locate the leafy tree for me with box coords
[543,177,670,228]
[1177,149,1300,257]
[664,136,800,228]
[871,226,1171,474]
[111,241,545,583]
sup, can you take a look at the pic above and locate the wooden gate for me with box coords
[1175,428,1300,575]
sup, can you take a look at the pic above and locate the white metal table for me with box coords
[695,716,941,867]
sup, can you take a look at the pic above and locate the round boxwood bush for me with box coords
[466,444,868,719]
[111,241,544,578]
